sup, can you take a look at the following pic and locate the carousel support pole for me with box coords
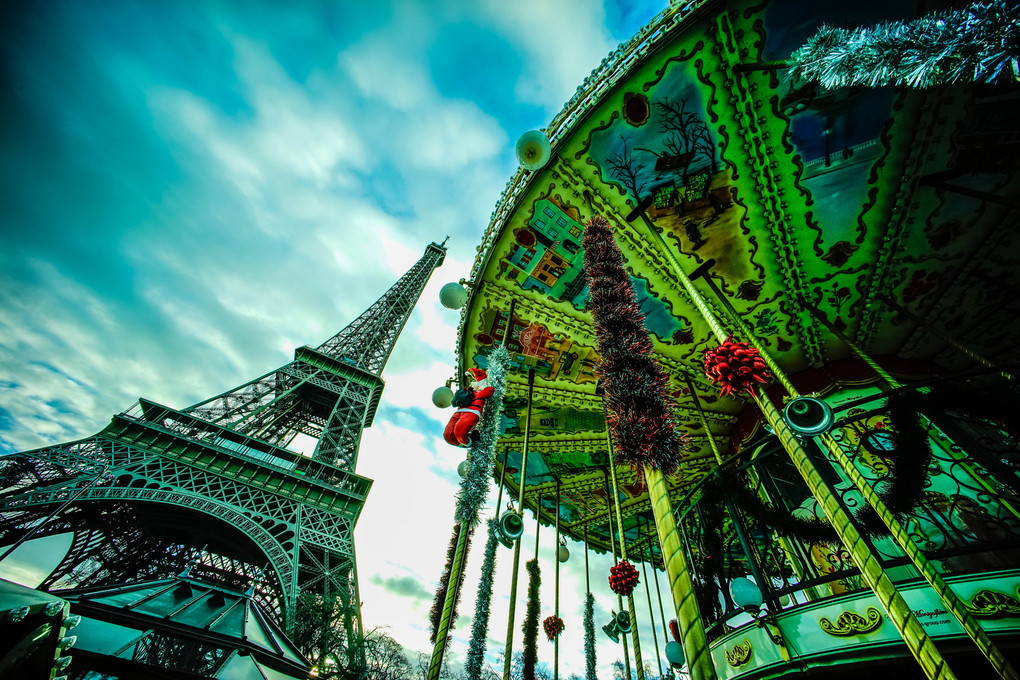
[604,468,633,680]
[647,538,672,665]
[684,376,725,466]
[503,367,536,680]
[433,300,518,680]
[639,539,664,679]
[798,297,897,388]
[534,496,541,557]
[428,524,470,680]
[799,298,1020,680]
[876,294,1014,380]
[554,481,561,680]
[504,538,524,680]
[628,204,959,680]
[607,435,645,680]
[643,463,715,680]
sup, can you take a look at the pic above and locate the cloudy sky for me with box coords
[0,0,678,676]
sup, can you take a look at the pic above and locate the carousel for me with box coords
[426,1,1020,679]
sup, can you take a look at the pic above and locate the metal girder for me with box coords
[0,243,444,679]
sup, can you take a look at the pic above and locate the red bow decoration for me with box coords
[608,560,640,596]
[543,615,565,640]
[704,336,769,396]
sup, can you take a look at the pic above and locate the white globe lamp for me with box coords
[729,577,764,613]
[432,385,454,408]
[439,282,467,309]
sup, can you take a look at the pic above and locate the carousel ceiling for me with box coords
[455,0,1020,558]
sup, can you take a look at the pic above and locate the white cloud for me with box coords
[0,3,675,679]
[477,0,616,114]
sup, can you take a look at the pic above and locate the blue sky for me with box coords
[1,0,672,676]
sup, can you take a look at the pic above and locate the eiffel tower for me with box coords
[0,241,447,677]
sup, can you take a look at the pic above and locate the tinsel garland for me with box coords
[428,522,474,643]
[608,560,640,596]
[691,380,1020,578]
[464,519,500,679]
[582,215,689,474]
[455,345,510,526]
[788,0,1020,88]
[703,336,769,397]
[429,347,509,646]
[856,381,1020,531]
[522,559,541,680]
[543,615,564,640]
[584,593,596,680]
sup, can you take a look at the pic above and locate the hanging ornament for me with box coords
[703,335,769,397]
[608,560,640,596]
[543,614,565,640]
[432,384,455,408]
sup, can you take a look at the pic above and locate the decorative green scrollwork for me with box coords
[969,589,1020,619]
[725,639,753,667]
[819,606,883,637]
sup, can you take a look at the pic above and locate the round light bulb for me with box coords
[729,577,764,611]
[557,545,569,562]
[432,385,454,408]
[665,640,685,667]
[439,282,467,309]
[457,460,471,478]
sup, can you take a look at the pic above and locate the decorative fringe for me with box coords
[455,345,510,526]
[856,381,1020,530]
[584,592,597,680]
[428,522,474,643]
[465,519,500,679]
[522,559,541,680]
[788,0,1020,88]
[582,215,689,474]
[430,347,509,646]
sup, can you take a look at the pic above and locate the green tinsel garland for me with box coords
[455,345,510,526]
[584,592,597,680]
[465,519,500,679]
[789,0,1020,88]
[522,558,541,680]
[428,347,509,646]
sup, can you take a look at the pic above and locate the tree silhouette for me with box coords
[606,136,652,201]
[641,95,717,186]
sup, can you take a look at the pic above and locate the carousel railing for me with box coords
[673,376,1020,641]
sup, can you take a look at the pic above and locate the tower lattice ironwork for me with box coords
[0,241,447,677]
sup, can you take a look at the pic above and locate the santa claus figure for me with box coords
[444,367,495,447]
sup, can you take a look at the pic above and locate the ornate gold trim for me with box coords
[725,639,753,667]
[969,589,1020,619]
[819,606,883,637]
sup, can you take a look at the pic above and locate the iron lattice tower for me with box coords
[0,241,447,676]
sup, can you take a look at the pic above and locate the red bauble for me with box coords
[608,560,640,596]
[543,615,565,640]
[704,336,769,397]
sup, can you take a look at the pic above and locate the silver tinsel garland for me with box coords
[789,0,1020,88]
[465,519,500,679]
[454,345,510,526]
[584,593,596,680]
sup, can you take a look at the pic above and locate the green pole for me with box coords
[633,209,959,680]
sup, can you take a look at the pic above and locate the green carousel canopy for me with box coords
[452,0,1020,560]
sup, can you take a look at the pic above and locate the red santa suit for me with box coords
[444,368,495,447]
